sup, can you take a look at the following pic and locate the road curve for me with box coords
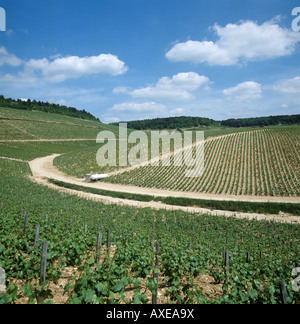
[30,154,300,204]
[28,154,300,224]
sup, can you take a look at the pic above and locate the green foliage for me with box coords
[111,114,300,130]
[0,150,299,305]
[0,94,99,122]
[111,116,219,130]
[158,197,300,216]
[48,178,300,216]
[221,114,300,128]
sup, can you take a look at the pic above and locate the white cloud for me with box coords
[274,76,300,93]
[110,101,167,113]
[166,20,300,66]
[223,81,262,102]
[131,86,194,101]
[0,47,23,67]
[49,53,63,60]
[113,86,131,94]
[25,54,128,82]
[168,107,186,116]
[5,29,15,36]
[157,72,209,91]
[102,101,168,123]
[123,72,210,102]
[103,101,192,124]
[0,49,128,84]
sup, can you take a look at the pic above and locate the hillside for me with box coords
[0,106,117,141]
[0,101,299,305]
[0,95,99,122]
[0,106,119,161]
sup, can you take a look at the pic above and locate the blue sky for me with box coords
[0,0,299,122]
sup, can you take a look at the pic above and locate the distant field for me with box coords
[104,126,299,197]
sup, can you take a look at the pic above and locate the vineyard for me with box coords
[0,159,299,304]
[0,107,299,304]
[103,127,300,197]
[54,126,262,178]
[0,107,118,140]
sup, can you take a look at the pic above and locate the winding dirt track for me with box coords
[0,156,28,163]
[28,154,300,224]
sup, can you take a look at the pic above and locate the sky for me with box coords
[0,0,299,123]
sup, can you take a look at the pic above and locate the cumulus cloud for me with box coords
[102,100,193,123]
[223,81,262,102]
[274,76,300,93]
[166,20,300,66]
[119,72,210,102]
[25,53,128,82]
[0,49,128,84]
[157,72,209,91]
[107,73,211,122]
[168,107,186,116]
[131,86,193,101]
[110,101,167,114]
[102,101,169,123]
[113,86,131,94]
[0,47,23,67]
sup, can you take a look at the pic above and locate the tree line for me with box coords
[221,115,300,127]
[111,116,219,130]
[111,115,300,130]
[0,95,100,122]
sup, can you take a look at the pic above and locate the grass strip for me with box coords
[49,179,154,202]
[158,196,300,216]
[49,178,300,216]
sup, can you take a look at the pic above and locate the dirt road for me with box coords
[28,154,300,224]
[0,156,28,163]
